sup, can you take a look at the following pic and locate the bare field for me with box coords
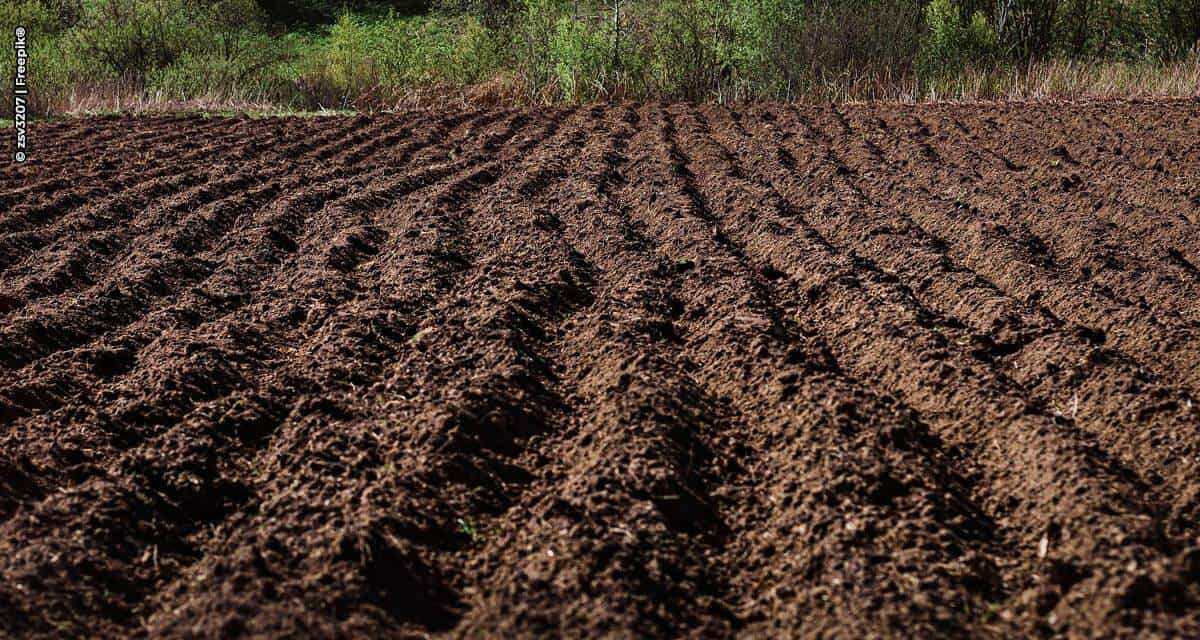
[1,101,1199,638]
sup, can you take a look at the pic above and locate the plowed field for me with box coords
[2,101,1200,638]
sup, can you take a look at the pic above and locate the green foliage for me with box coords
[989,0,1199,60]
[0,0,63,35]
[149,32,293,102]
[920,0,999,75]
[256,0,342,24]
[2,0,1197,116]
[781,0,923,97]
[641,0,727,100]
[69,0,196,79]
[634,0,923,101]
[456,517,481,542]
[1141,0,1200,57]
[506,0,570,97]
[550,12,614,100]
[289,10,503,107]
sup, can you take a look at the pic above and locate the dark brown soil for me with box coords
[2,101,1199,638]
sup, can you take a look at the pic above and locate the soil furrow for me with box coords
[131,109,579,636]
[719,105,1200,545]
[0,111,512,537]
[0,117,334,279]
[0,117,303,237]
[820,105,1200,402]
[986,102,1200,233]
[0,110,498,378]
[3,101,1200,639]
[829,106,1200,540]
[0,117,216,192]
[663,104,1196,636]
[0,110,545,636]
[633,104,1020,637]
[898,105,1200,322]
[0,110,532,497]
[0,114,381,280]
[441,106,747,636]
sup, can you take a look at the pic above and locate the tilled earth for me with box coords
[2,101,1200,638]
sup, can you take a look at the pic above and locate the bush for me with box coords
[994,0,1060,58]
[288,10,503,107]
[1142,0,1200,57]
[150,32,293,103]
[4,0,1199,115]
[639,0,724,100]
[789,0,923,97]
[66,0,202,81]
[920,0,999,75]
[0,0,65,35]
[550,12,615,101]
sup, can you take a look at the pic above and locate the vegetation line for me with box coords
[1,0,1197,117]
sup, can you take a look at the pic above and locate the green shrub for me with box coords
[255,0,431,25]
[287,10,504,107]
[994,0,1058,58]
[69,0,196,80]
[920,0,999,75]
[787,0,923,97]
[1141,0,1200,57]
[4,0,1199,115]
[550,13,611,100]
[447,15,501,83]
[0,0,65,35]
[149,33,294,102]
[290,12,382,107]
[639,0,722,100]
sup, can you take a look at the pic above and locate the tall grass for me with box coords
[1,0,1197,117]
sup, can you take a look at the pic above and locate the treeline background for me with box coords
[2,0,1198,116]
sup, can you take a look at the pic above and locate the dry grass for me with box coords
[24,77,285,117]
[921,55,1200,102]
[19,54,1199,118]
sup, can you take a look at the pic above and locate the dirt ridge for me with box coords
[1,101,1198,638]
